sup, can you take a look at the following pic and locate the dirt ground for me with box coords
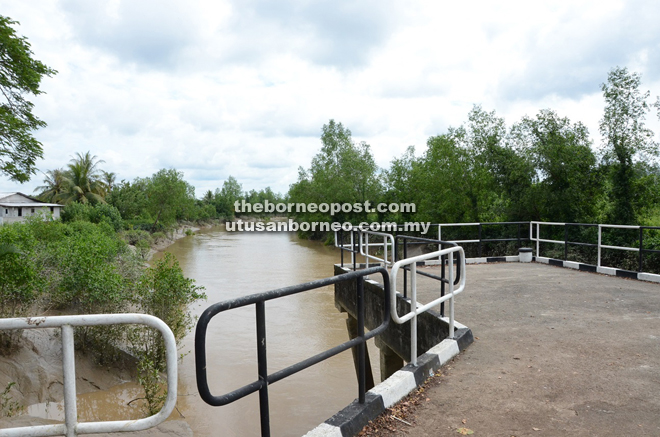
[361,263,660,437]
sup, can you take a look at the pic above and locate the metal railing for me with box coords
[0,314,177,437]
[389,246,466,366]
[530,221,660,272]
[530,221,598,261]
[194,267,391,437]
[335,229,395,269]
[359,230,395,267]
[335,228,358,269]
[394,235,462,310]
[434,221,660,273]
[437,222,529,258]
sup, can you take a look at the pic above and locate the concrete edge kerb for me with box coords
[303,328,473,437]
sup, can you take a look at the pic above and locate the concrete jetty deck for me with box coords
[375,262,660,436]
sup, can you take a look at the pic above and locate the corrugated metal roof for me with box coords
[0,192,63,207]
[0,202,62,207]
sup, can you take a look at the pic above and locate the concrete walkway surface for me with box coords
[379,262,660,437]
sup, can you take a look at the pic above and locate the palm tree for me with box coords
[101,171,117,196]
[58,152,106,205]
[34,168,67,203]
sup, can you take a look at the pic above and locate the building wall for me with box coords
[0,206,61,223]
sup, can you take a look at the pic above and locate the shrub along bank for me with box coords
[0,215,205,415]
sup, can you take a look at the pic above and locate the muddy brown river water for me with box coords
[150,226,380,436]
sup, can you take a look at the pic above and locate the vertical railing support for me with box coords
[639,227,644,272]
[403,241,408,298]
[410,261,418,366]
[478,224,482,258]
[339,230,344,267]
[536,222,540,258]
[448,250,455,340]
[62,325,77,437]
[255,301,270,437]
[356,276,366,403]
[440,248,446,317]
[597,225,602,267]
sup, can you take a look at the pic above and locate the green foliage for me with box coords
[213,176,243,218]
[134,253,205,352]
[128,253,205,413]
[1,382,23,418]
[36,152,108,205]
[511,109,600,223]
[60,202,124,232]
[146,169,195,229]
[0,223,40,319]
[288,120,382,238]
[599,67,658,224]
[107,179,150,220]
[0,16,56,182]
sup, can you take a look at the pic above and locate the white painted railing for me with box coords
[389,246,466,366]
[334,229,395,267]
[0,314,177,437]
[358,230,395,267]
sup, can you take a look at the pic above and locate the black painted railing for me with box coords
[194,266,391,437]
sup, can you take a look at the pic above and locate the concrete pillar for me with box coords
[375,337,404,381]
[346,315,375,390]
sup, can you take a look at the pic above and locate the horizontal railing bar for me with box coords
[195,267,390,408]
[600,244,639,252]
[0,314,177,437]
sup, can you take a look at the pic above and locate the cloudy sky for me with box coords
[2,0,660,197]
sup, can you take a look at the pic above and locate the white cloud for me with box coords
[1,0,659,198]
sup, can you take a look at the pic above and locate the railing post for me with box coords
[339,230,344,267]
[448,251,455,340]
[356,276,366,404]
[639,227,644,272]
[352,230,357,271]
[564,225,568,261]
[440,245,446,317]
[597,225,602,267]
[536,222,540,258]
[410,261,418,366]
[403,240,408,298]
[478,224,482,258]
[255,302,270,437]
[62,324,77,437]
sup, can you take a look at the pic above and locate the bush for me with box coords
[61,202,124,232]
[128,253,205,412]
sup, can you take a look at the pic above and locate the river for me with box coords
[154,226,380,436]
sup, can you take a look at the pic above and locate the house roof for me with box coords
[0,192,63,207]
[0,202,62,207]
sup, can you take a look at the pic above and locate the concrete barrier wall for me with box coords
[333,264,450,361]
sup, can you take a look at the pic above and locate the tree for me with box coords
[289,120,381,226]
[106,179,149,220]
[511,109,599,223]
[0,16,56,182]
[101,171,116,195]
[58,152,106,205]
[145,169,192,229]
[34,168,67,203]
[214,176,242,217]
[599,67,657,224]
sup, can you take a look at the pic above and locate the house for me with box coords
[0,192,62,225]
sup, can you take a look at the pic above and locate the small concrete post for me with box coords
[519,247,533,263]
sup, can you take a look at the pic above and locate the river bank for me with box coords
[0,222,209,435]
